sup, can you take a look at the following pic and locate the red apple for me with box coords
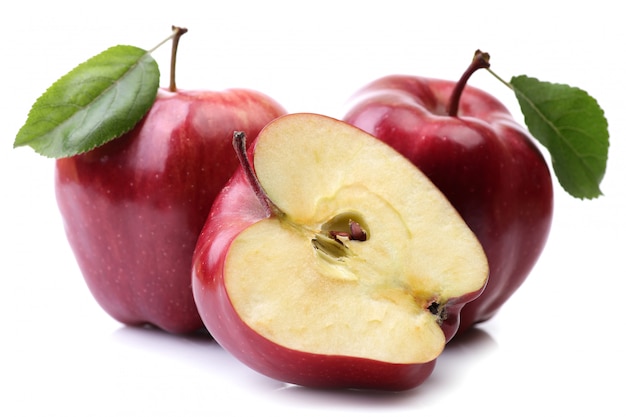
[192,113,488,390]
[343,56,553,333]
[55,77,286,332]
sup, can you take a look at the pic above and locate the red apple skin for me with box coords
[55,87,286,334]
[191,142,483,391]
[344,75,554,334]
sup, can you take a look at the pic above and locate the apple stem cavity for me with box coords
[232,131,284,218]
[167,26,188,92]
[447,49,491,117]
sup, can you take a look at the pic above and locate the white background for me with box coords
[2,1,624,416]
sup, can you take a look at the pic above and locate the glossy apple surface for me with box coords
[55,87,286,333]
[344,75,553,333]
[192,113,488,390]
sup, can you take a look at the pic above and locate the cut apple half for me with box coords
[222,113,489,366]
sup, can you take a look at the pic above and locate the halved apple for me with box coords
[192,113,488,391]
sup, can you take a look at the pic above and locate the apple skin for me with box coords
[55,87,286,334]
[343,76,553,334]
[191,131,483,391]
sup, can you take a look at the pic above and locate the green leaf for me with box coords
[14,45,160,158]
[510,75,609,199]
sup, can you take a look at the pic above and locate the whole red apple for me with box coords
[192,114,488,390]
[53,28,286,334]
[343,54,553,333]
[56,87,285,334]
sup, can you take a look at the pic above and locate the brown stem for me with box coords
[447,50,491,117]
[232,131,282,218]
[169,26,188,92]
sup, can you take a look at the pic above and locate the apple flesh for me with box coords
[344,75,554,333]
[55,87,286,334]
[192,113,489,390]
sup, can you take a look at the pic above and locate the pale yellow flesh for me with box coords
[225,113,488,364]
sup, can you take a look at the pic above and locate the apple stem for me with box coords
[168,26,188,92]
[232,131,283,218]
[447,50,491,117]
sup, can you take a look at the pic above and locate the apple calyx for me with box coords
[233,130,369,263]
[447,49,491,117]
[427,300,448,325]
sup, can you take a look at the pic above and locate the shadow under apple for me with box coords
[420,326,499,392]
[109,320,497,406]
[110,324,286,391]
[264,326,498,411]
